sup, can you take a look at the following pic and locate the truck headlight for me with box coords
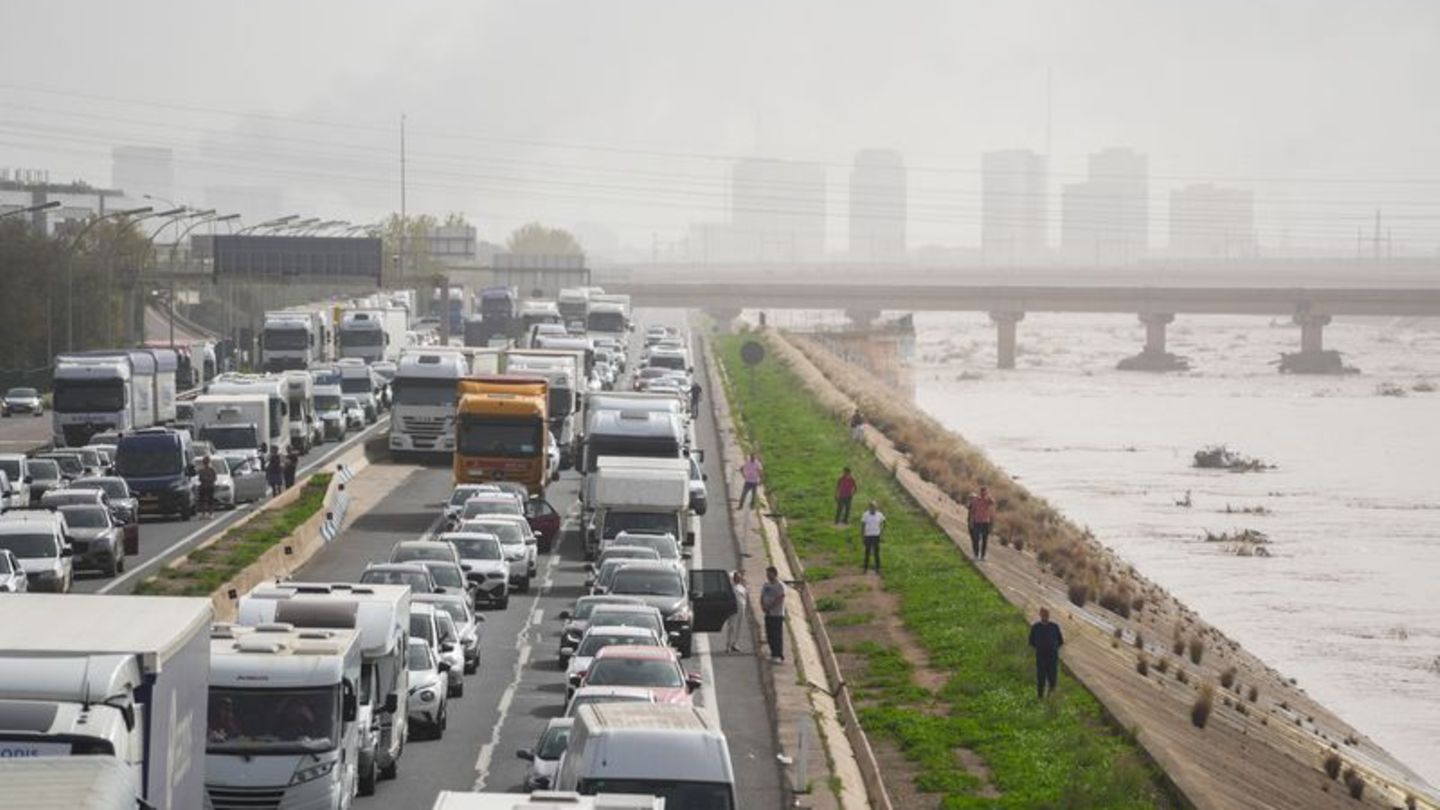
[289,759,336,785]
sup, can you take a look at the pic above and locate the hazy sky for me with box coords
[2,0,1438,254]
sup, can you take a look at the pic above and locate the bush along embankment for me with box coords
[717,335,1176,809]
[135,474,333,596]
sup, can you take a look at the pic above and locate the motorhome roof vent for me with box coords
[235,635,288,654]
[255,622,294,634]
[211,624,237,639]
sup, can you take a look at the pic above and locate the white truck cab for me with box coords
[390,350,468,455]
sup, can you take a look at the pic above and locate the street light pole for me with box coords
[0,200,61,220]
[169,213,239,346]
[63,206,152,353]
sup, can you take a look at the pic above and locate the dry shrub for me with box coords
[1011,536,1024,553]
[1323,754,1342,779]
[1131,595,1146,613]
[1247,685,1259,703]
[1175,668,1190,685]
[1236,703,1249,716]
[1099,589,1133,619]
[1191,685,1214,729]
[1067,581,1089,607]
[1406,794,1418,810]
[1113,626,1124,640]
[1155,657,1170,674]
[1342,768,1365,799]
[1133,631,1145,650]
[1188,637,1205,665]
[1219,667,1237,689]
[1136,656,1149,676]
[1172,636,1186,656]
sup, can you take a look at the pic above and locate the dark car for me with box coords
[67,476,140,555]
[58,503,124,577]
[114,428,197,520]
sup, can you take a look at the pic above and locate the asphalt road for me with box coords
[68,417,391,595]
[290,320,786,808]
[0,408,51,453]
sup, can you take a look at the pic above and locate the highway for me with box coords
[288,317,786,808]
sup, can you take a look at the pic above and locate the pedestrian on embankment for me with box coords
[860,501,886,573]
[197,456,218,518]
[968,485,996,561]
[282,447,299,489]
[724,570,748,653]
[265,448,284,497]
[849,409,865,441]
[760,566,786,663]
[834,467,857,525]
[1029,607,1065,699]
[738,453,763,509]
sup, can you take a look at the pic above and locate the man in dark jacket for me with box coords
[1028,607,1064,699]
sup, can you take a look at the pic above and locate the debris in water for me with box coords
[1194,445,1275,472]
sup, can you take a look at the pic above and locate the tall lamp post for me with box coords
[0,200,61,220]
[169,213,239,345]
[63,206,153,353]
[236,215,299,235]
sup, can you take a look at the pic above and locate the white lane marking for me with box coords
[471,526,564,790]
[96,418,389,594]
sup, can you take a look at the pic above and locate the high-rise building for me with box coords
[849,149,907,261]
[1169,183,1255,259]
[1061,147,1149,264]
[111,146,175,202]
[981,149,1048,263]
[730,158,826,263]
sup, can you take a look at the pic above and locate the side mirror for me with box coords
[60,546,74,557]
[342,692,358,722]
[23,476,32,484]
[185,465,197,477]
[682,549,693,561]
[516,749,535,762]
[441,642,456,653]
[383,693,399,714]
[434,586,447,594]
[685,672,703,692]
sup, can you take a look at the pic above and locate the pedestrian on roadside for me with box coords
[834,467,857,525]
[759,566,786,663]
[1028,607,1065,699]
[860,501,886,573]
[265,448,284,497]
[282,447,299,489]
[724,570,748,653]
[969,485,996,561]
[690,380,703,415]
[849,409,865,442]
[197,456,218,518]
[738,453,763,509]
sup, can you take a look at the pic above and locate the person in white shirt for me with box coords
[860,502,886,573]
[724,570,748,653]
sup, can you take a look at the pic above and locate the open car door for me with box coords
[688,568,737,632]
[525,498,561,552]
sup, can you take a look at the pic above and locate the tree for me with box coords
[505,222,583,256]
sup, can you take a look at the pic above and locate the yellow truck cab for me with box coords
[453,375,551,495]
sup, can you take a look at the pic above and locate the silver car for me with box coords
[0,548,27,592]
[415,592,484,674]
[517,718,572,792]
[57,504,123,577]
[434,611,467,698]
[405,638,449,740]
[1,387,43,417]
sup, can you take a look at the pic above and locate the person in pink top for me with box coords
[968,485,996,560]
[834,467,857,524]
[738,454,763,509]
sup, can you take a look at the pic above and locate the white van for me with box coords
[553,704,735,809]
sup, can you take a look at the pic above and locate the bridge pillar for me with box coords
[1297,313,1330,353]
[989,311,1025,369]
[1141,313,1175,355]
[705,306,742,332]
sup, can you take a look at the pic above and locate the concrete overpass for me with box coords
[607,280,1440,369]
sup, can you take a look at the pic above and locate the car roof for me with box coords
[439,530,501,542]
[593,645,675,661]
[588,603,662,616]
[365,562,430,573]
[583,625,658,638]
[395,540,453,549]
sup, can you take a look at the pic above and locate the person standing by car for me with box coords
[265,448,284,497]
[282,447,299,490]
[724,570,748,653]
[759,566,786,663]
[1029,607,1064,699]
[860,501,886,573]
[738,454,763,510]
[834,467,857,525]
[197,456,218,518]
[968,485,996,561]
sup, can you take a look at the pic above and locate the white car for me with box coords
[405,638,449,740]
[342,396,366,429]
[0,512,72,593]
[459,493,525,522]
[1,387,44,417]
[0,548,28,592]
[434,610,467,698]
[415,592,484,675]
[463,516,536,590]
[563,625,665,703]
[443,483,503,528]
[437,531,510,610]
[517,717,572,792]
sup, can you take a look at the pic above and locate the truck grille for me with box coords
[400,416,447,437]
[207,785,284,810]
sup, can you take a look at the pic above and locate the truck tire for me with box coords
[379,750,398,781]
[115,554,125,573]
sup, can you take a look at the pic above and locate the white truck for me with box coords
[235,582,412,795]
[557,287,590,327]
[586,295,630,337]
[338,308,408,364]
[192,394,271,467]
[554,704,735,807]
[206,623,362,810]
[261,309,331,372]
[337,361,381,423]
[283,370,321,453]
[205,375,292,455]
[0,757,147,810]
[52,353,156,447]
[389,350,468,455]
[503,349,583,469]
[584,457,692,560]
[0,594,213,810]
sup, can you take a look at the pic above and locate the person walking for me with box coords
[282,447,299,490]
[738,454,763,510]
[759,566,786,662]
[834,467,857,525]
[1028,607,1065,699]
[849,409,865,441]
[689,380,703,415]
[968,485,996,561]
[724,570,748,653]
[197,456,218,518]
[265,448,284,497]
[860,501,886,573]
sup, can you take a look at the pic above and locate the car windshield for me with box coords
[445,535,502,561]
[343,397,360,409]
[430,601,469,626]
[436,613,458,644]
[406,643,432,671]
[621,535,679,559]
[573,598,628,620]
[361,569,431,592]
[42,455,84,476]
[577,633,654,657]
[584,657,682,688]
[463,499,521,519]
[393,378,456,407]
[52,379,125,413]
[0,533,56,558]
[610,569,684,597]
[409,614,436,645]
[0,553,10,573]
[200,425,258,451]
[474,521,522,544]
[70,479,129,499]
[27,460,60,481]
[537,725,571,759]
[60,507,109,528]
[448,487,488,506]
[7,388,38,398]
[590,611,661,634]
[393,545,454,563]
[314,394,341,411]
[262,328,309,350]
[457,418,541,458]
[340,377,372,394]
[207,687,336,754]
[0,460,20,481]
[425,563,465,590]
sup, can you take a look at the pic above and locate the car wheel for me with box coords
[116,555,125,573]
[520,575,531,594]
[104,556,119,578]
[358,757,377,796]
[498,595,510,610]
[378,752,398,781]
[464,659,477,675]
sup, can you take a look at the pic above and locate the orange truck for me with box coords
[452,375,551,494]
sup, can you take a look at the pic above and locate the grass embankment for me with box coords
[135,474,332,596]
[718,336,1174,810]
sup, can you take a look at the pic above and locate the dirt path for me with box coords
[769,329,1438,810]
